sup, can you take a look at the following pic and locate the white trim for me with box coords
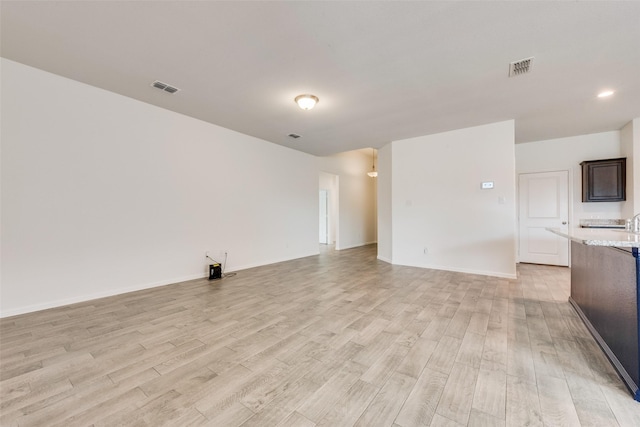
[377,255,392,264]
[337,241,377,251]
[0,273,204,318]
[390,260,518,280]
[0,250,321,318]
[226,251,320,272]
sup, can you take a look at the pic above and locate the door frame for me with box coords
[319,189,329,244]
[516,168,572,265]
[319,171,339,247]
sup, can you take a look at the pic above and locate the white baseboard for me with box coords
[227,251,320,272]
[0,273,205,318]
[336,241,377,251]
[391,260,517,280]
[1,250,325,318]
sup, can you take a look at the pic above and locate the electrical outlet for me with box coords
[423,247,429,255]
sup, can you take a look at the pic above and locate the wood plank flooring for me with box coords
[2,244,640,426]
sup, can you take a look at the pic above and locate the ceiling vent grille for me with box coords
[288,133,301,139]
[509,57,533,77]
[151,80,180,94]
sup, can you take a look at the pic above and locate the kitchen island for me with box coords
[548,227,640,401]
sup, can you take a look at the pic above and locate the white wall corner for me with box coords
[390,120,517,278]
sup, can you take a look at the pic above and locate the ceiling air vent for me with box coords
[288,133,301,139]
[509,57,533,77]
[151,80,180,94]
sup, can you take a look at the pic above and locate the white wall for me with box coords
[516,131,622,226]
[390,120,517,279]
[319,150,377,250]
[621,119,640,218]
[1,59,319,317]
[377,143,392,263]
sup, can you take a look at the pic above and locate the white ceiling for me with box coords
[2,1,639,156]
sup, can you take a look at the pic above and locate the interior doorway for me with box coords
[319,172,339,246]
[518,170,570,266]
[319,189,329,244]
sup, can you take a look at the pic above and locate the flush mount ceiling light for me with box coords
[367,148,378,178]
[295,94,319,110]
[598,90,615,98]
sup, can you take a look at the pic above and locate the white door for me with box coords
[518,171,569,266]
[319,189,329,244]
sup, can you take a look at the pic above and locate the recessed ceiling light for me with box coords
[597,90,615,98]
[294,94,319,110]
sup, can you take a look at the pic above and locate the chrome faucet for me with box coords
[633,213,640,233]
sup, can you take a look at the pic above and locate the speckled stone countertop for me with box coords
[547,227,640,247]
[578,218,626,228]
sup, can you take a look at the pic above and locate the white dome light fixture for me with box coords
[597,90,615,98]
[295,94,319,110]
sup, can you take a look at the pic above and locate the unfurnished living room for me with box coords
[2,1,640,426]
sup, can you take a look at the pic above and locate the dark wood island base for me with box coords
[569,241,640,400]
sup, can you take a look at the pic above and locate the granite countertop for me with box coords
[547,227,640,247]
[578,218,626,229]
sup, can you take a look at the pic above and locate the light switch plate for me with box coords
[481,181,494,189]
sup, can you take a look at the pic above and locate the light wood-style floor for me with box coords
[2,244,640,426]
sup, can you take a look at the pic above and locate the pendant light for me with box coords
[367,148,378,177]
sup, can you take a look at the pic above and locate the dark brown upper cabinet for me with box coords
[580,158,626,202]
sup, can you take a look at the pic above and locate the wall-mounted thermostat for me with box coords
[481,181,494,189]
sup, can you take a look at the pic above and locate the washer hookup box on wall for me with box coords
[209,263,222,280]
